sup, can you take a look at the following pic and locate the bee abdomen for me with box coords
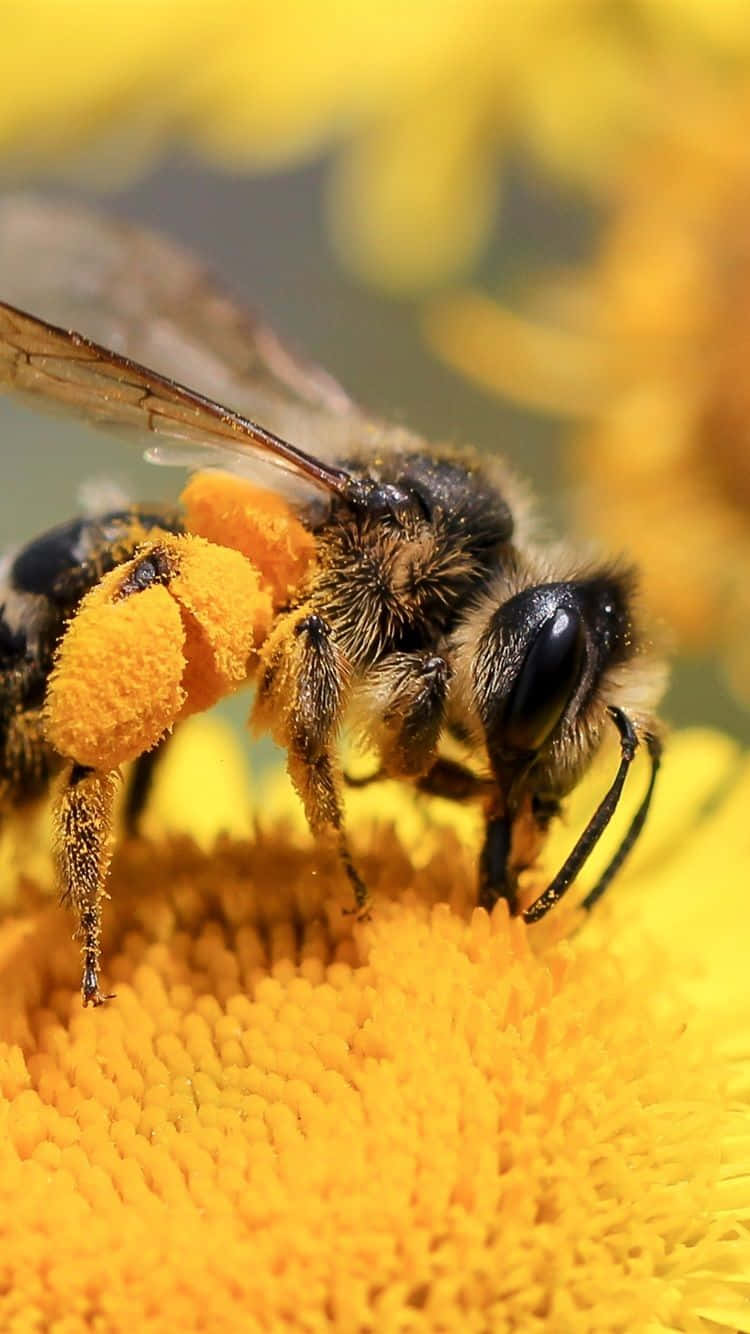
[10,508,183,607]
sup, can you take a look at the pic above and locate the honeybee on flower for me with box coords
[0,198,664,1003]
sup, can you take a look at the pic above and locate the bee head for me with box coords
[471,571,638,804]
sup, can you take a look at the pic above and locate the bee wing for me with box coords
[0,196,402,499]
[0,298,359,497]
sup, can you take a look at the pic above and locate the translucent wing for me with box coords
[0,299,356,496]
[0,196,410,496]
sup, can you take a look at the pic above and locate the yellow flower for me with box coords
[0,716,748,1331]
[428,89,750,696]
[5,2,750,286]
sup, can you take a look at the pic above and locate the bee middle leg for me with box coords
[411,759,519,914]
[256,611,368,911]
[415,757,495,802]
[479,793,563,917]
[363,652,450,780]
[55,763,120,1006]
[345,756,494,798]
[395,755,533,916]
[478,814,517,914]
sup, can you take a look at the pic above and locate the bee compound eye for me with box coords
[503,606,586,753]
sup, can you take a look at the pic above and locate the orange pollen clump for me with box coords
[45,534,273,771]
[181,471,317,607]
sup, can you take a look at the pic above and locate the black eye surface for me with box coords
[503,606,586,752]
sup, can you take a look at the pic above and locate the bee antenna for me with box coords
[579,729,662,913]
[523,707,654,923]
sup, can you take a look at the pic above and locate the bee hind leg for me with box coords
[55,763,120,1006]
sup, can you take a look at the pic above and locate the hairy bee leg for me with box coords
[261,612,368,913]
[55,763,120,1006]
[366,653,450,779]
[280,613,347,819]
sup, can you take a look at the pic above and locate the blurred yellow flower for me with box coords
[428,90,750,695]
[5,1,750,286]
[0,716,749,1331]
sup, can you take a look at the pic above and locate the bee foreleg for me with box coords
[54,763,120,1006]
[478,813,517,915]
[363,653,450,779]
[415,754,521,915]
[479,794,563,918]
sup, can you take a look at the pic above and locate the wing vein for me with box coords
[0,298,354,496]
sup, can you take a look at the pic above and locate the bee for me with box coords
[0,197,665,1005]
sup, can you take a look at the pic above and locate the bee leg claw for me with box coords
[82,990,116,1008]
[81,969,115,1007]
[342,900,372,923]
[339,850,371,922]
